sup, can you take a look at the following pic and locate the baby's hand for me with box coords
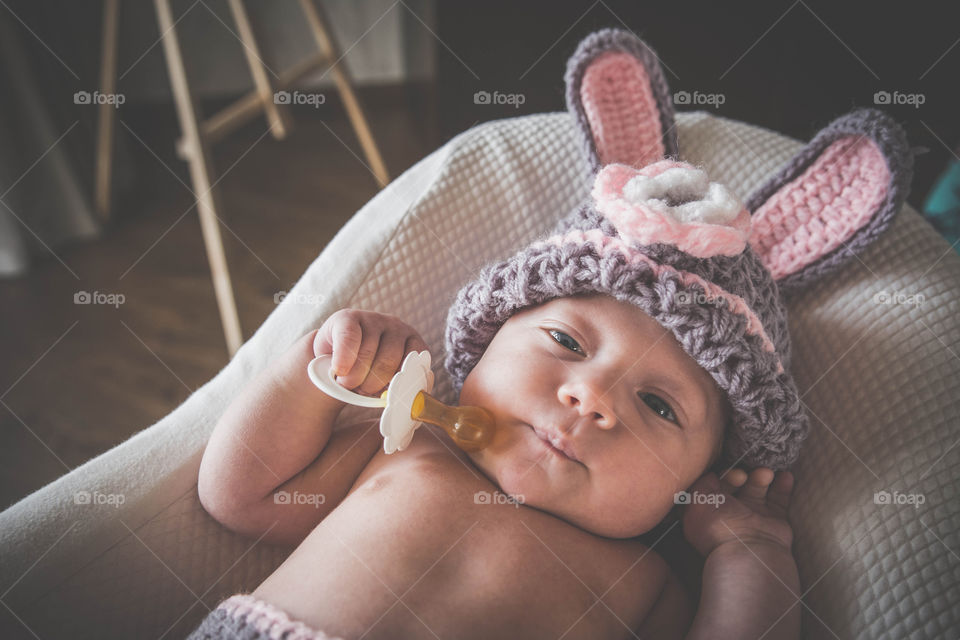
[313,309,429,397]
[680,467,796,558]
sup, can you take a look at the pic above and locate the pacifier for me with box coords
[307,351,496,454]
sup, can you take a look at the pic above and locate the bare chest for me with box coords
[253,427,663,640]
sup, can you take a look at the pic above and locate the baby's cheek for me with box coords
[593,467,679,536]
[461,362,523,416]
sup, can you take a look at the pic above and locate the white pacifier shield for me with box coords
[380,351,435,454]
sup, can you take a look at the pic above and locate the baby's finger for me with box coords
[736,467,775,503]
[357,331,407,395]
[337,326,382,391]
[766,471,794,514]
[322,312,362,375]
[314,314,345,358]
[718,467,748,494]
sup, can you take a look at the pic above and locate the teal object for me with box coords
[922,158,960,252]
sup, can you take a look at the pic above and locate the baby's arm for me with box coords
[689,538,799,639]
[198,309,428,546]
[682,468,801,639]
[197,328,367,546]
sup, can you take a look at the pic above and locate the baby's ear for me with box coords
[745,109,914,298]
[565,28,678,174]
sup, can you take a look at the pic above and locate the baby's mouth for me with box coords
[525,423,582,465]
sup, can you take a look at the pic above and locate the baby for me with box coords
[183,16,914,633]
[189,157,809,640]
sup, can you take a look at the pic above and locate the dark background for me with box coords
[435,1,959,209]
[6,1,958,210]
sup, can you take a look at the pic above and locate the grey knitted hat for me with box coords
[444,29,913,471]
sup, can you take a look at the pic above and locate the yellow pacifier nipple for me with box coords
[410,391,496,452]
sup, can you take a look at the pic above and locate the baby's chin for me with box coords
[465,444,669,539]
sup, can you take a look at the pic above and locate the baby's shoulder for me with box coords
[633,553,694,638]
[344,423,478,498]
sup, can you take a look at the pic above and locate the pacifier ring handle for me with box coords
[307,355,386,408]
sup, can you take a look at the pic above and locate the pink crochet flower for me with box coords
[592,160,752,258]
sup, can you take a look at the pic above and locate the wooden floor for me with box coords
[0,95,431,510]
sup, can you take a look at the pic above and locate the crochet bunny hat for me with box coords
[445,29,913,471]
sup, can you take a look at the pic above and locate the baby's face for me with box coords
[459,294,729,538]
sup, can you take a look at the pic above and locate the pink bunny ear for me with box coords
[745,109,914,297]
[565,29,678,174]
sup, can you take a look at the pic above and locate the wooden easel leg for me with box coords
[298,0,391,188]
[226,0,293,140]
[154,0,244,357]
[95,0,119,222]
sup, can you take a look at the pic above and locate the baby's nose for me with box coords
[558,381,616,429]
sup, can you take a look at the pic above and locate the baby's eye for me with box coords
[548,329,583,354]
[640,393,679,425]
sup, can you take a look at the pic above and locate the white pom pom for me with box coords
[622,167,742,226]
